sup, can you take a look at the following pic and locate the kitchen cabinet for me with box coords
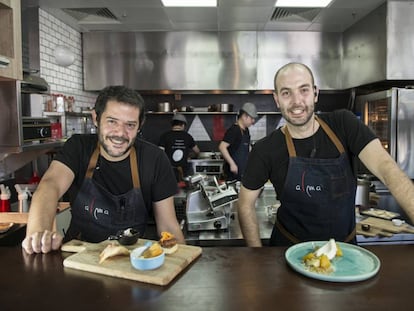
[0,0,22,80]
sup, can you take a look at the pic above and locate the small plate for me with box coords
[285,241,380,282]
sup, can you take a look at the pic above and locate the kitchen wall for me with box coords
[37,9,96,109]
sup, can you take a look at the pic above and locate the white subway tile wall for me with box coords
[38,9,96,110]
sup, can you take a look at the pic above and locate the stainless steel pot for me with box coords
[355,178,371,207]
[208,103,233,112]
[158,102,172,112]
[179,106,194,112]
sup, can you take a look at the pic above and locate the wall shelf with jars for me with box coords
[43,111,94,138]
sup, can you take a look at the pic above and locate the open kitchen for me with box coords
[1,1,414,310]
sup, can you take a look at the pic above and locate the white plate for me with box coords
[285,241,381,282]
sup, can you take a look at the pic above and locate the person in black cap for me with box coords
[159,113,200,181]
[219,102,258,181]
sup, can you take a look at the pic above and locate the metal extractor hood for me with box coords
[21,72,50,94]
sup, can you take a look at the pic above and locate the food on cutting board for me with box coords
[159,231,178,254]
[302,239,343,274]
[141,242,163,258]
[99,243,130,264]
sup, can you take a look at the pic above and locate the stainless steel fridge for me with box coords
[355,87,414,179]
[355,88,414,224]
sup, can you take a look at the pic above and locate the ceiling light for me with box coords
[161,0,217,7]
[275,0,333,8]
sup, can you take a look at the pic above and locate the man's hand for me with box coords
[230,163,238,174]
[22,230,63,254]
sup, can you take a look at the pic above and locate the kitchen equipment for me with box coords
[189,158,224,176]
[157,102,172,112]
[62,239,202,286]
[22,117,52,142]
[355,88,414,179]
[355,178,371,208]
[186,176,238,231]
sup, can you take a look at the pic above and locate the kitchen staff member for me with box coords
[22,85,185,254]
[219,102,258,181]
[159,113,200,181]
[238,62,414,246]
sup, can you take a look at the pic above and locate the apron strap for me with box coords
[85,143,141,189]
[282,126,297,157]
[275,218,301,244]
[129,147,141,189]
[282,116,346,157]
[315,116,345,153]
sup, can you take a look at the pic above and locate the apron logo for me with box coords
[295,171,324,197]
[295,184,322,197]
[84,205,110,220]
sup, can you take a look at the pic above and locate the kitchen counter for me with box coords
[180,186,414,247]
[1,244,414,310]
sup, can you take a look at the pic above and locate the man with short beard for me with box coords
[22,85,185,254]
[238,62,414,247]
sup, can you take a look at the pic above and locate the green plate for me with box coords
[285,241,381,282]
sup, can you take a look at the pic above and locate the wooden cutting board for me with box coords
[62,239,202,286]
[359,217,414,234]
[356,222,393,237]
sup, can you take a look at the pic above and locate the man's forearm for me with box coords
[382,161,414,223]
[238,202,262,247]
[26,183,61,235]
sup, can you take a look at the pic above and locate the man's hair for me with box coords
[94,85,146,127]
[273,62,315,92]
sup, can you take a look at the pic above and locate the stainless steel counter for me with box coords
[184,186,278,246]
[181,186,414,246]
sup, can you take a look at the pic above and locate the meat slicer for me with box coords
[186,175,238,231]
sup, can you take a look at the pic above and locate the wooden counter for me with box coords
[1,244,413,310]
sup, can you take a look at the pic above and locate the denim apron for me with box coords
[226,126,250,181]
[269,116,356,246]
[65,144,148,242]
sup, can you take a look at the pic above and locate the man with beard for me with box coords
[238,62,414,246]
[22,86,185,254]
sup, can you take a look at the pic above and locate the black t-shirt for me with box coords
[158,130,196,168]
[242,110,377,196]
[222,123,250,155]
[54,134,178,211]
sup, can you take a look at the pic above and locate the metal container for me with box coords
[208,103,233,112]
[157,102,172,112]
[179,106,194,112]
[355,178,371,207]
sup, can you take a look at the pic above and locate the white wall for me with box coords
[38,9,96,109]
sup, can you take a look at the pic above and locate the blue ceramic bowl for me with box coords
[130,246,165,270]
